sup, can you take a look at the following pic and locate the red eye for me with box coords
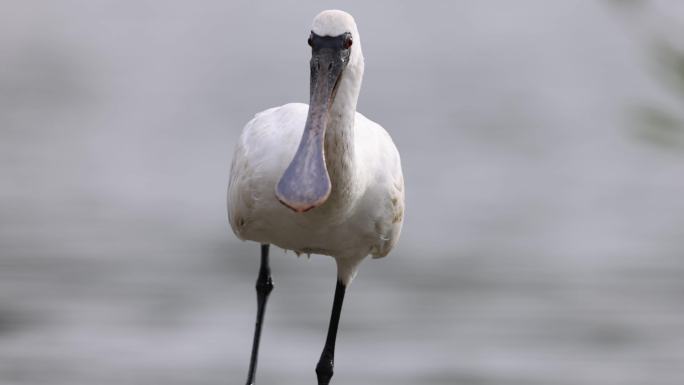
[343,36,353,49]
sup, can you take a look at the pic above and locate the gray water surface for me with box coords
[1,1,684,384]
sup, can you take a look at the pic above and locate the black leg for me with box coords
[245,244,274,385]
[315,280,347,385]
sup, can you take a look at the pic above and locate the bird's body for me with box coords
[227,10,404,385]
[228,103,404,283]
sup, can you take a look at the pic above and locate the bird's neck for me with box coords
[324,66,362,206]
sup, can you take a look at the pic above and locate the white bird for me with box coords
[227,10,404,385]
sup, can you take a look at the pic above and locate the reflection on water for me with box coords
[1,1,683,384]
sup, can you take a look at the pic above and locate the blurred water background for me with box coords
[1,1,684,384]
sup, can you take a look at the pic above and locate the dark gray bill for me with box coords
[276,33,351,212]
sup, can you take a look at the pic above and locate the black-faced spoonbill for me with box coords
[227,10,404,385]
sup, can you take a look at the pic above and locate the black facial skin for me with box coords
[275,31,353,213]
[308,32,353,106]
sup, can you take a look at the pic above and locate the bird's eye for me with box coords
[343,36,353,49]
[307,35,313,47]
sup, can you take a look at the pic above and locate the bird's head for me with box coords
[275,10,363,213]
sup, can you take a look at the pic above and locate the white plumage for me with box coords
[227,10,404,285]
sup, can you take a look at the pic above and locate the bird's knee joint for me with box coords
[315,358,334,385]
[256,275,274,296]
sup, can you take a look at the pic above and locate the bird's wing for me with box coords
[227,103,308,238]
[355,113,405,258]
